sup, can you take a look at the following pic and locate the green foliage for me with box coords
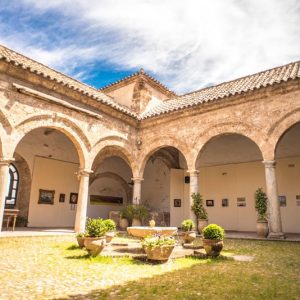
[142,235,176,248]
[191,193,207,220]
[181,219,195,231]
[76,232,85,238]
[121,204,149,222]
[202,224,225,240]
[255,188,268,221]
[85,218,107,237]
[103,219,116,231]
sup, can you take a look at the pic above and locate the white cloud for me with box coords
[1,0,300,93]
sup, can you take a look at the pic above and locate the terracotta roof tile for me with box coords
[140,61,300,119]
[0,44,137,117]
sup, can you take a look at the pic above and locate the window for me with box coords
[5,164,19,207]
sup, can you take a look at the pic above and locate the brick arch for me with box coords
[138,135,191,177]
[89,171,132,203]
[193,122,265,169]
[11,114,89,168]
[266,108,300,159]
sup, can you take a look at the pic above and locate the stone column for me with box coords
[74,169,93,233]
[0,158,13,232]
[188,170,199,223]
[263,160,285,239]
[132,177,143,205]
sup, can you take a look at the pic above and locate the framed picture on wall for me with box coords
[38,189,55,205]
[222,198,229,207]
[237,197,246,207]
[174,199,181,207]
[206,199,214,207]
[69,193,78,204]
[59,193,65,203]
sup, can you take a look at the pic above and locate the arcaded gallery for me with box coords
[0,43,299,237]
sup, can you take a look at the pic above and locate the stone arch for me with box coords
[193,122,265,169]
[0,108,13,134]
[11,114,89,168]
[138,135,191,177]
[266,108,300,159]
[89,172,132,203]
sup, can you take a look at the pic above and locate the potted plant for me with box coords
[120,204,135,227]
[255,188,269,238]
[76,232,85,248]
[84,218,107,256]
[202,224,225,257]
[191,193,208,234]
[119,209,130,230]
[103,219,116,243]
[132,204,149,226]
[142,235,176,261]
[181,219,196,244]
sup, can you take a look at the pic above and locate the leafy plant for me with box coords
[85,218,107,237]
[181,219,195,231]
[103,219,116,231]
[255,188,268,221]
[191,193,207,220]
[121,204,149,223]
[202,224,225,240]
[76,232,85,238]
[142,235,176,248]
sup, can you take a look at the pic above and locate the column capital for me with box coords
[187,169,199,176]
[262,160,276,168]
[0,157,15,166]
[77,168,93,178]
[131,176,144,183]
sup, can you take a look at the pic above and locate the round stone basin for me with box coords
[127,226,178,238]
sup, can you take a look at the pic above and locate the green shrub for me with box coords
[142,235,176,248]
[85,218,107,237]
[202,224,225,240]
[255,188,268,221]
[103,219,116,231]
[191,193,207,220]
[181,219,195,231]
[121,204,149,223]
[76,232,85,238]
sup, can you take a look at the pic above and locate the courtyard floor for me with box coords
[0,234,299,299]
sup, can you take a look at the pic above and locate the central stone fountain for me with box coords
[127,226,178,238]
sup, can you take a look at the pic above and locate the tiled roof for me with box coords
[140,61,300,119]
[100,68,177,97]
[0,44,137,117]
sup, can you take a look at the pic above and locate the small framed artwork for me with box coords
[206,199,214,207]
[59,193,65,203]
[69,193,78,204]
[222,198,229,207]
[174,199,181,207]
[38,189,55,205]
[296,195,300,207]
[278,195,286,207]
[237,197,246,207]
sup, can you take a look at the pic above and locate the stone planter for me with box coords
[182,231,196,244]
[76,236,85,248]
[203,239,223,257]
[105,231,115,243]
[144,245,175,261]
[119,218,129,230]
[198,219,208,234]
[256,220,269,238]
[84,237,106,256]
[132,218,142,227]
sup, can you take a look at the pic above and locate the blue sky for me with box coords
[0,0,300,94]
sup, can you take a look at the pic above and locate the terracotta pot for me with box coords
[76,236,85,248]
[144,245,175,261]
[256,220,269,238]
[182,231,196,244]
[132,218,142,227]
[84,237,106,256]
[198,219,208,234]
[105,231,115,243]
[203,239,223,257]
[119,218,129,230]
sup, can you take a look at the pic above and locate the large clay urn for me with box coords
[256,220,269,238]
[144,245,175,261]
[132,218,142,227]
[119,218,129,230]
[84,237,106,256]
[203,239,223,257]
[198,219,208,234]
[182,231,196,244]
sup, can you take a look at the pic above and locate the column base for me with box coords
[267,232,286,239]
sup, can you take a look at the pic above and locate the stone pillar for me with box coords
[263,160,285,239]
[0,158,13,232]
[188,170,199,223]
[132,177,143,205]
[74,169,93,233]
